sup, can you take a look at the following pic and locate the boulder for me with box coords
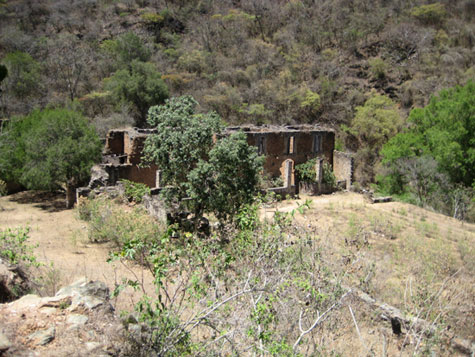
[0,258,30,303]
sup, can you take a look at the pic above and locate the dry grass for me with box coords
[1,190,473,355]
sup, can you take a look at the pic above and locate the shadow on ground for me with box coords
[8,191,68,212]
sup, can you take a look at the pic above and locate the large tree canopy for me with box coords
[105,60,169,127]
[143,96,263,223]
[0,108,102,207]
[381,80,475,188]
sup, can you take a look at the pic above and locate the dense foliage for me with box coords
[379,81,474,219]
[104,59,169,126]
[295,158,336,187]
[0,108,102,205]
[143,96,263,222]
[345,94,402,184]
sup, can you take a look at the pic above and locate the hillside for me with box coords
[1,0,474,129]
[1,191,473,355]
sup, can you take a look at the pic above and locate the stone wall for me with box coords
[101,129,158,188]
[225,125,335,189]
[100,126,337,192]
[333,150,354,189]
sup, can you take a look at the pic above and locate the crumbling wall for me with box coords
[333,151,354,189]
[117,165,158,187]
[100,129,157,188]
[104,131,124,155]
[245,130,335,181]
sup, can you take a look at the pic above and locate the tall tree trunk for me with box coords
[65,182,77,209]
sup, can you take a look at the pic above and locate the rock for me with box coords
[55,278,110,311]
[0,331,12,352]
[28,326,55,346]
[8,294,72,313]
[0,257,30,303]
[67,314,88,326]
[70,295,105,311]
[56,278,109,301]
[0,279,124,355]
[85,341,102,352]
[39,307,57,315]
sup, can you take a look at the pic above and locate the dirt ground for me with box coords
[1,190,474,353]
[0,191,155,311]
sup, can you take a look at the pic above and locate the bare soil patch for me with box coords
[0,191,155,311]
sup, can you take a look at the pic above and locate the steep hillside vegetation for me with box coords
[1,0,473,127]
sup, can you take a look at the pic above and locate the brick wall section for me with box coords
[118,164,158,187]
[127,135,148,165]
[103,129,157,188]
[102,126,336,190]
[245,130,335,181]
[333,150,354,189]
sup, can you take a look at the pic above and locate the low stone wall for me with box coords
[298,182,336,195]
[267,185,297,198]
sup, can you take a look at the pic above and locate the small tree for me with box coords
[100,32,152,71]
[105,60,169,127]
[345,93,402,185]
[1,51,41,99]
[143,96,263,224]
[0,109,102,207]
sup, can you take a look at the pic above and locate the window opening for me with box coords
[313,134,322,153]
[258,136,265,155]
[286,135,295,154]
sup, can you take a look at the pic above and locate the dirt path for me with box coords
[0,191,155,311]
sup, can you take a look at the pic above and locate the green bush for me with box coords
[410,3,446,25]
[0,227,39,267]
[121,179,151,203]
[296,159,336,187]
[296,158,318,182]
[77,197,163,248]
[369,58,387,80]
[322,161,337,187]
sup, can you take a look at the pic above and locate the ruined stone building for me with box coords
[83,125,353,195]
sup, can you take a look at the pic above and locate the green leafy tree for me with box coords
[101,32,151,70]
[381,81,475,188]
[105,60,169,126]
[0,113,38,184]
[187,131,263,222]
[345,93,402,184]
[0,109,102,207]
[143,96,263,224]
[1,51,41,99]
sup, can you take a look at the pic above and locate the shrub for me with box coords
[0,227,39,267]
[368,58,387,80]
[296,158,318,183]
[410,3,446,25]
[322,161,337,187]
[77,196,163,248]
[121,179,151,203]
[296,158,336,187]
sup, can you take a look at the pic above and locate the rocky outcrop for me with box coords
[0,258,31,303]
[0,278,126,356]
